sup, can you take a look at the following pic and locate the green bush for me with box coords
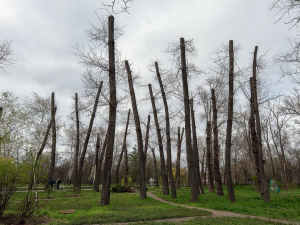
[112,183,133,193]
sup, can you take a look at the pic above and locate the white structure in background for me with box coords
[149,178,155,187]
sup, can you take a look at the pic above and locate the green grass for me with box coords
[6,190,211,224]
[131,217,288,224]
[153,186,300,222]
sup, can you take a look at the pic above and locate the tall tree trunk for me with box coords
[144,115,151,159]
[148,84,169,195]
[262,121,276,178]
[252,47,270,201]
[78,81,103,189]
[93,133,100,191]
[206,121,215,193]
[124,146,129,187]
[175,127,184,189]
[28,108,56,191]
[225,40,236,202]
[115,110,131,184]
[180,37,198,202]
[250,78,269,202]
[45,92,56,191]
[101,16,118,205]
[95,133,107,190]
[151,148,159,187]
[73,93,80,190]
[155,62,176,198]
[125,60,147,199]
[190,99,204,194]
[211,89,224,196]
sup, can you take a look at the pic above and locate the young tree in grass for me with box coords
[125,60,147,199]
[94,132,107,192]
[151,147,159,187]
[73,93,80,190]
[206,121,214,193]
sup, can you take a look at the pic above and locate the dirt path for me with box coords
[147,192,300,225]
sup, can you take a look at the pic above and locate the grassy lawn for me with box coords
[132,217,289,225]
[4,189,211,225]
[153,186,300,223]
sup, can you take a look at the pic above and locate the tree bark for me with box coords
[211,89,224,196]
[115,110,130,184]
[95,133,107,190]
[78,81,103,189]
[225,40,236,202]
[125,60,147,199]
[101,16,118,205]
[144,115,151,159]
[206,121,215,193]
[180,37,198,202]
[124,146,129,187]
[155,62,176,198]
[148,84,169,195]
[45,92,56,191]
[175,127,184,189]
[93,133,100,191]
[151,148,159,187]
[250,77,270,202]
[73,93,80,190]
[190,99,204,194]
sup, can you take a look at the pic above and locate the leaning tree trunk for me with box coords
[175,127,184,189]
[45,92,56,191]
[250,78,270,202]
[211,89,224,196]
[124,146,129,187]
[155,62,176,198]
[78,81,103,189]
[180,37,198,202]
[190,99,204,194]
[148,84,169,195]
[29,108,56,191]
[73,93,80,190]
[115,110,131,184]
[125,60,147,199]
[252,47,270,201]
[93,133,100,191]
[206,121,215,193]
[94,133,107,191]
[225,40,236,202]
[101,16,118,205]
[144,115,151,159]
[151,148,159,187]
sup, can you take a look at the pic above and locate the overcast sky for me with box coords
[0,0,297,132]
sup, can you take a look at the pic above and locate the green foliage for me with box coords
[111,183,133,193]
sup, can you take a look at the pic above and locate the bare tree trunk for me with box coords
[93,133,100,191]
[175,127,184,189]
[144,115,151,159]
[124,146,129,187]
[250,77,270,202]
[252,47,270,201]
[190,100,204,194]
[225,40,236,202]
[29,108,56,191]
[262,121,276,178]
[73,93,80,190]
[125,60,147,199]
[45,92,56,191]
[78,81,103,189]
[94,133,107,190]
[206,121,215,193]
[155,62,176,198]
[180,37,198,202]
[101,16,118,205]
[115,110,130,184]
[151,148,159,187]
[211,89,224,196]
[148,84,169,195]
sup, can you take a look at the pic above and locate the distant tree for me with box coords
[0,40,15,71]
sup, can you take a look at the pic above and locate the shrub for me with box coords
[112,183,133,193]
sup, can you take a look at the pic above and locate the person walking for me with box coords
[56,178,62,190]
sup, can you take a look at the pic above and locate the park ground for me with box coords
[1,186,300,225]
